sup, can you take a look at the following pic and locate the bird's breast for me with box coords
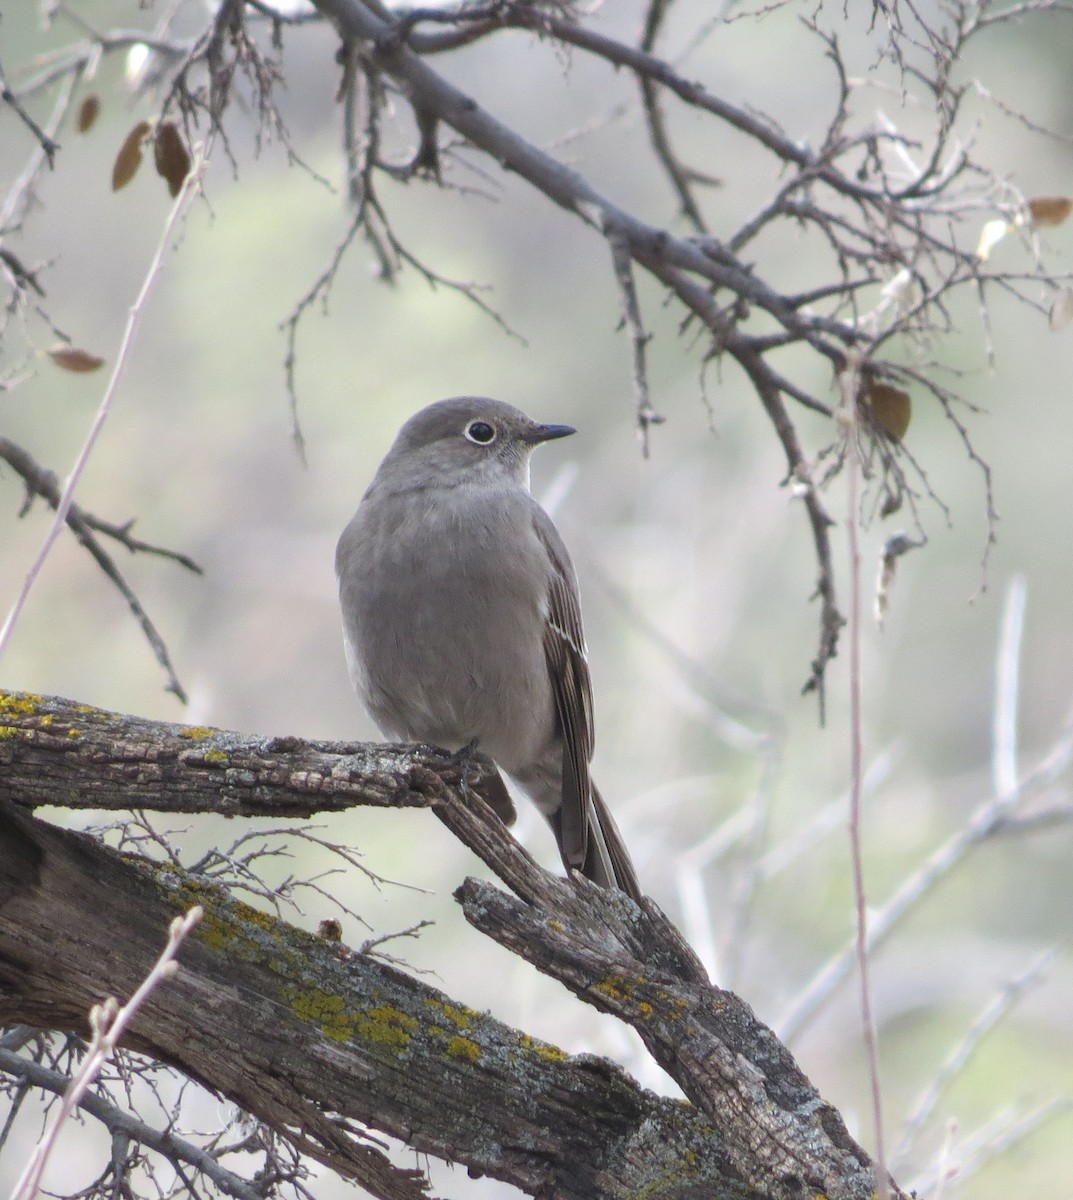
[337,486,557,769]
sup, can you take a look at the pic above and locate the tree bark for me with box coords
[0,690,905,1200]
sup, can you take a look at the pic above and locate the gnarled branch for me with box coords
[1,689,905,1200]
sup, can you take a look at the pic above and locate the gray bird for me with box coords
[336,397,642,901]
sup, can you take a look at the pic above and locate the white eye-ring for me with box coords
[465,420,496,445]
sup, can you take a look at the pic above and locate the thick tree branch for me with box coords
[0,689,906,1199]
[0,688,509,819]
[0,799,753,1200]
[2,801,709,1200]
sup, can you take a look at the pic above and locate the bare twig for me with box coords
[11,907,203,1200]
[0,67,80,235]
[892,945,1060,1167]
[280,205,367,463]
[0,439,202,573]
[638,0,711,232]
[0,145,208,703]
[0,53,60,164]
[606,224,663,455]
[0,1044,262,1200]
[839,356,889,1200]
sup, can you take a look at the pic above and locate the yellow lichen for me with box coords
[538,1043,568,1062]
[593,976,632,1002]
[0,692,43,717]
[202,748,229,763]
[179,725,215,740]
[164,880,280,956]
[353,1004,418,1051]
[446,1035,480,1063]
[284,987,354,1042]
[520,1034,568,1063]
[424,996,478,1029]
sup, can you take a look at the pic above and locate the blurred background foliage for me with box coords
[1,2,1072,1198]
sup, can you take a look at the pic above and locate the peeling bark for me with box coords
[0,690,905,1199]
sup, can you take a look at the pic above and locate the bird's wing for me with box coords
[531,505,594,873]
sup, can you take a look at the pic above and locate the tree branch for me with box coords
[0,1046,265,1200]
[0,688,507,819]
[0,799,758,1200]
[0,689,906,1199]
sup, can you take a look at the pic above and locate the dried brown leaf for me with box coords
[77,94,100,134]
[112,121,151,191]
[153,122,191,198]
[1028,197,1073,228]
[865,382,912,441]
[48,347,106,373]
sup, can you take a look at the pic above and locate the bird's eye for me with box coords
[465,420,496,445]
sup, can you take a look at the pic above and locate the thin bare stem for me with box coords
[777,700,1073,1043]
[840,357,889,1200]
[892,945,1059,1166]
[11,907,203,1200]
[0,146,208,701]
[992,575,1027,801]
[607,225,663,455]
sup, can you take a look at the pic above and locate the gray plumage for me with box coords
[336,397,642,901]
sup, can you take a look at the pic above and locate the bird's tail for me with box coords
[581,782,643,902]
[546,782,642,902]
[516,760,644,901]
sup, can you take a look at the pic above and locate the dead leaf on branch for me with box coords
[112,121,152,191]
[47,347,106,373]
[77,95,100,134]
[976,197,1071,261]
[153,122,191,198]
[1028,196,1073,228]
[864,381,912,441]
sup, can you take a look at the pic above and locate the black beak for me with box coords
[524,422,576,444]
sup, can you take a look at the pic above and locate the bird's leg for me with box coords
[446,739,517,826]
[448,738,481,794]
